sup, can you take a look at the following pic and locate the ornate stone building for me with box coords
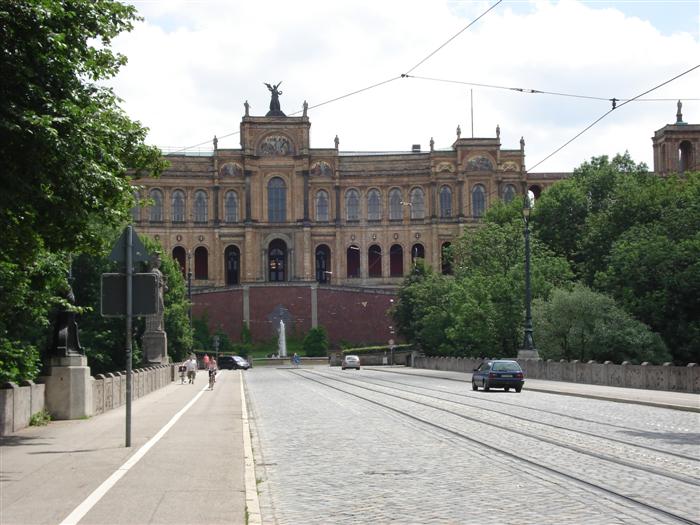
[131,101,557,290]
[129,97,697,343]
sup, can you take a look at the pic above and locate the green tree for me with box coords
[0,1,164,381]
[303,326,329,357]
[533,285,670,364]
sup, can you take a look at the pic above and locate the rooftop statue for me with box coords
[265,81,286,117]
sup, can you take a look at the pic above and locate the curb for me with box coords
[240,372,262,525]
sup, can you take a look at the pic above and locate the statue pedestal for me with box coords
[42,355,93,420]
[517,349,540,359]
[144,330,168,364]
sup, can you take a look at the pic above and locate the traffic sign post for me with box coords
[101,225,154,447]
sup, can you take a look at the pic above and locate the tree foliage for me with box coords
[392,201,573,357]
[0,1,165,382]
[303,326,329,357]
[532,285,670,364]
[534,154,700,362]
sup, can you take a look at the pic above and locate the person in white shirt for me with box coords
[184,356,197,384]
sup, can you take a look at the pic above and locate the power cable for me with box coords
[403,0,503,76]
[169,1,502,153]
[404,74,700,105]
[529,64,700,172]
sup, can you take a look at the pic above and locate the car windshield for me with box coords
[233,357,246,362]
[346,356,358,361]
[492,362,522,372]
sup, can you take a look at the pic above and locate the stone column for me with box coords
[302,170,310,223]
[42,355,93,420]
[244,170,252,223]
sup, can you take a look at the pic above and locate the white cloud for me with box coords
[109,0,700,170]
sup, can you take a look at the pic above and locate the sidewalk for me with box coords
[0,369,257,525]
[367,366,700,413]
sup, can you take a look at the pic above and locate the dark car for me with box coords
[218,355,251,370]
[472,360,524,392]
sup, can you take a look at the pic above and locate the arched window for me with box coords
[224,191,239,223]
[410,187,425,219]
[172,246,186,278]
[131,190,141,222]
[268,177,286,222]
[315,244,331,283]
[368,245,382,277]
[315,190,329,222]
[472,184,486,217]
[679,140,693,172]
[390,244,403,277]
[367,189,381,221]
[389,188,402,220]
[502,184,516,203]
[439,185,452,218]
[441,242,452,275]
[268,239,287,281]
[194,246,208,280]
[149,189,163,222]
[194,190,208,223]
[346,245,360,278]
[345,189,360,221]
[224,245,240,285]
[172,190,185,223]
[411,243,425,264]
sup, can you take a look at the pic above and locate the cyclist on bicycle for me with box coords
[208,359,218,390]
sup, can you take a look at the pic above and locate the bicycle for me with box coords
[208,368,216,390]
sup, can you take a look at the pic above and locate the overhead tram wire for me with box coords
[529,63,700,172]
[170,1,503,154]
[403,74,700,105]
[402,0,503,76]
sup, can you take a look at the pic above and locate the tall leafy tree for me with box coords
[0,1,164,381]
[532,285,670,364]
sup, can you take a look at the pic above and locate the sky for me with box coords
[108,0,700,173]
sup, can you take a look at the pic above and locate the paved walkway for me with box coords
[0,369,256,525]
[1,365,696,524]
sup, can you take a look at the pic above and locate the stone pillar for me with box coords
[334,184,341,225]
[213,184,220,225]
[244,170,252,223]
[311,284,318,328]
[302,170,310,223]
[42,355,93,420]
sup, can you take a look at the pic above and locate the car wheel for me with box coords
[342,367,345,370]
[472,381,478,391]
[515,386,522,393]
[504,387,509,392]
[483,380,490,392]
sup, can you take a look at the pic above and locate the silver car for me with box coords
[342,355,361,370]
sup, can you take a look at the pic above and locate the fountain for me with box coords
[278,319,287,358]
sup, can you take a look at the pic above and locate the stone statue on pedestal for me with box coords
[144,252,168,363]
[264,81,286,117]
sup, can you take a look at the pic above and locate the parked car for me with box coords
[218,355,251,370]
[342,355,361,370]
[471,360,524,392]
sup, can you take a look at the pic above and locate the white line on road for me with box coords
[59,381,210,525]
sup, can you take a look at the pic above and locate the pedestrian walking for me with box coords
[184,355,197,384]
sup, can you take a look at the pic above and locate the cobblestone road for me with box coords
[245,366,700,525]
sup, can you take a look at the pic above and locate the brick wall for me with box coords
[192,284,397,345]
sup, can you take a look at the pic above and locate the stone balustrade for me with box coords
[1,364,174,436]
[413,356,699,393]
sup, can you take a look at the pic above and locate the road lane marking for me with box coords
[59,381,210,525]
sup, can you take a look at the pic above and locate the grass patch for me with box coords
[29,409,51,426]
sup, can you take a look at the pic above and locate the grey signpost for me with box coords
[103,225,155,447]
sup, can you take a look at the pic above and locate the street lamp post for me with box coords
[518,195,539,359]
[187,251,193,330]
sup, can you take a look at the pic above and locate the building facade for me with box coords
[130,97,697,344]
[131,102,558,291]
